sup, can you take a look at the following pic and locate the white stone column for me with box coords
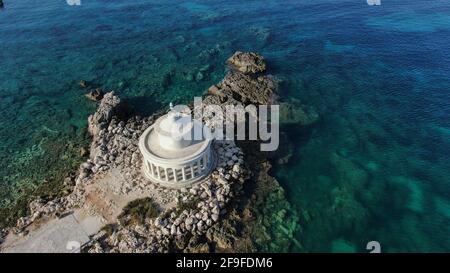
[190,165,195,178]
[196,159,202,175]
[156,165,161,179]
[202,153,207,170]
[181,167,186,181]
[164,168,169,181]
[150,163,155,176]
[173,168,178,182]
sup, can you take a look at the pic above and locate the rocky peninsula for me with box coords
[0,52,316,253]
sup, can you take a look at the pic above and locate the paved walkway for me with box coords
[2,214,92,253]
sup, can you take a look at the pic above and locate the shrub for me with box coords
[118,197,160,226]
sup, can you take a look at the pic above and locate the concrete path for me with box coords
[2,214,91,253]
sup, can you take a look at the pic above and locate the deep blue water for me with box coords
[1,0,450,252]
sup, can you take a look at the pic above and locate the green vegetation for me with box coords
[118,197,160,226]
[100,223,117,236]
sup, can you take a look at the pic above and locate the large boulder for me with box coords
[219,72,276,105]
[205,51,276,106]
[85,88,104,102]
[227,51,266,75]
[87,92,121,137]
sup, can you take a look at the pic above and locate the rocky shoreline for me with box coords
[1,52,314,253]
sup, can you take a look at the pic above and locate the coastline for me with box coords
[0,52,308,253]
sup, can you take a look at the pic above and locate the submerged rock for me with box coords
[85,88,104,102]
[248,26,271,45]
[279,99,319,126]
[79,80,89,88]
[227,51,266,75]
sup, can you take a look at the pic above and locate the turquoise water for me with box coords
[1,0,450,252]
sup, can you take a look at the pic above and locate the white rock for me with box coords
[211,214,219,222]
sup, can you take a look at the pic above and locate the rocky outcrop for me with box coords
[85,88,104,102]
[87,92,121,138]
[3,51,302,253]
[217,72,276,105]
[206,62,276,106]
[227,51,266,75]
[205,51,275,106]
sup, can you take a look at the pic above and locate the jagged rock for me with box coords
[227,51,266,75]
[85,88,104,102]
[207,85,222,97]
[79,80,88,88]
[79,147,88,157]
[88,92,121,138]
[211,214,219,222]
[215,71,275,105]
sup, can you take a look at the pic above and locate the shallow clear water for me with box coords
[1,0,449,252]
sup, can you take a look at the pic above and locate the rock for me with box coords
[211,214,219,222]
[196,71,204,81]
[211,206,220,215]
[248,26,271,44]
[161,70,173,89]
[79,80,88,88]
[185,217,194,226]
[202,213,208,222]
[85,88,104,102]
[214,69,275,105]
[161,227,170,236]
[170,225,177,235]
[184,72,194,82]
[87,92,121,139]
[208,85,222,97]
[79,147,89,157]
[227,51,266,75]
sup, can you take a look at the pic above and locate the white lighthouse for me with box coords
[138,105,215,188]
